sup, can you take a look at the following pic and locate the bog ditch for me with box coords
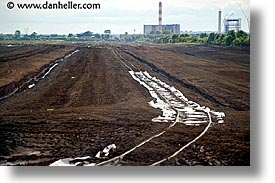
[0,49,80,101]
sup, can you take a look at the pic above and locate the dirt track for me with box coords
[0,43,250,166]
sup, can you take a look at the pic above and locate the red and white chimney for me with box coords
[159,2,162,33]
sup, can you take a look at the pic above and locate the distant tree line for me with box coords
[0,30,115,42]
[149,30,250,46]
[206,30,250,46]
[0,29,250,46]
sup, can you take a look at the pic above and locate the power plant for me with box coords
[143,2,246,35]
[144,2,180,34]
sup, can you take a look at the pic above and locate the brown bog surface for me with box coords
[0,43,250,166]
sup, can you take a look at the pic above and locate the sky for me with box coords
[0,0,250,34]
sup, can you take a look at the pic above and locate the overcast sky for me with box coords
[0,0,250,34]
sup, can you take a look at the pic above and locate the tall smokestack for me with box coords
[159,2,162,33]
[218,9,222,33]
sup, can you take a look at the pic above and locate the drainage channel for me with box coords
[0,49,80,101]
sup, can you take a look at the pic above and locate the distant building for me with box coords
[144,24,180,34]
[144,2,180,35]
[144,25,158,34]
[224,18,241,33]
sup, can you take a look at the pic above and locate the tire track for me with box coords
[150,111,212,166]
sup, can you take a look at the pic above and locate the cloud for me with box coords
[0,0,250,34]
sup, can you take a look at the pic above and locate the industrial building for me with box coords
[218,10,242,33]
[224,18,241,33]
[144,24,180,34]
[144,2,180,34]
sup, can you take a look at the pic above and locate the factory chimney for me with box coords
[218,9,222,33]
[159,2,162,33]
